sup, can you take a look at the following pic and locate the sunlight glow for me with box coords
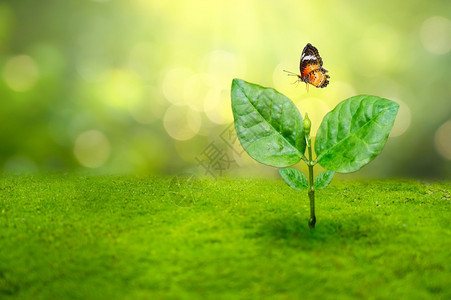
[1,0,449,177]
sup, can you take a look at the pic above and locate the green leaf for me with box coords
[314,170,335,189]
[231,79,306,167]
[279,168,308,190]
[315,95,399,173]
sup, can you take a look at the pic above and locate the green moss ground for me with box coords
[0,175,450,299]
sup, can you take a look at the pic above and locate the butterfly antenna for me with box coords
[305,83,309,92]
[283,70,298,77]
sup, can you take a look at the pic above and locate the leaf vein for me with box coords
[236,83,301,156]
[317,105,395,161]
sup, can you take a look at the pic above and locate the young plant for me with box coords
[231,78,399,228]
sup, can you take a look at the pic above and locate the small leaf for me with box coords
[314,170,335,190]
[279,168,308,190]
[315,95,399,173]
[231,79,306,167]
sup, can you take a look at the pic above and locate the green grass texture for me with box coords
[0,175,450,299]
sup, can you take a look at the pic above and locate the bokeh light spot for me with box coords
[420,16,451,55]
[162,67,194,105]
[434,120,451,160]
[74,130,111,168]
[204,88,233,125]
[163,105,201,141]
[204,50,243,87]
[389,99,411,137]
[183,73,212,111]
[2,55,39,92]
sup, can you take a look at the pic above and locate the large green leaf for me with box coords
[315,95,399,173]
[314,170,335,190]
[231,79,306,167]
[279,168,308,190]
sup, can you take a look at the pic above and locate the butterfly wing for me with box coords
[307,69,329,88]
[300,43,323,77]
[299,43,329,88]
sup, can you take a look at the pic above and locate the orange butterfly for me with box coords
[285,43,330,90]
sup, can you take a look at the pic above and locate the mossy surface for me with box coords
[0,175,450,299]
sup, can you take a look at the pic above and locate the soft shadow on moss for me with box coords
[252,214,396,249]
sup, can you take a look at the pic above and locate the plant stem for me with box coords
[303,113,315,229]
[306,136,316,229]
[308,165,315,229]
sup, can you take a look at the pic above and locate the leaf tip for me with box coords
[231,78,243,87]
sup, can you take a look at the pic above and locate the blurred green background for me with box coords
[0,0,450,179]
